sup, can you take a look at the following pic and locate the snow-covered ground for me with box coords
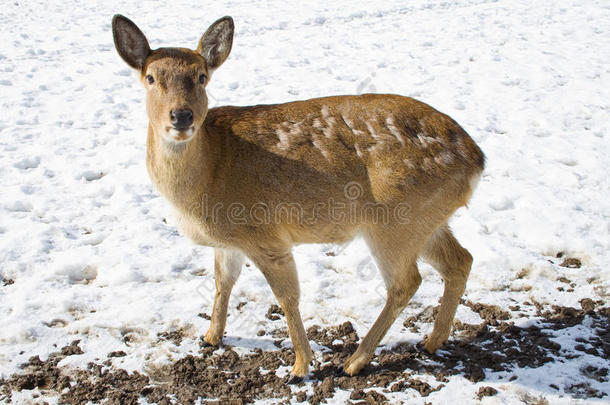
[1,0,609,403]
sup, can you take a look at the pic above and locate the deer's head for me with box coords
[112,15,234,143]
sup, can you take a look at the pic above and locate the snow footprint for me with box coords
[54,261,98,284]
[13,156,40,170]
[121,327,149,346]
[489,196,515,211]
[77,170,105,181]
[5,200,33,212]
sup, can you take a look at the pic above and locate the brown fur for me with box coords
[113,14,485,377]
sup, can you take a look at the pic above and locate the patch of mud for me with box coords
[1,278,15,286]
[307,321,360,349]
[565,381,606,399]
[477,386,498,399]
[158,328,187,346]
[266,304,285,321]
[559,257,582,268]
[462,300,511,325]
[403,305,437,332]
[1,303,608,404]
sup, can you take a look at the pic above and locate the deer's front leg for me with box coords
[204,248,245,346]
[249,249,312,377]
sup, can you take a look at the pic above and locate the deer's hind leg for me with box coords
[420,224,473,353]
[344,223,431,376]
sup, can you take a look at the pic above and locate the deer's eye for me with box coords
[198,74,206,84]
[146,74,154,84]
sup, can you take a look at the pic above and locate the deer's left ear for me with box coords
[112,15,151,70]
[197,16,234,74]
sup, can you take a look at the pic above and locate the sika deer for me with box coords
[112,15,485,377]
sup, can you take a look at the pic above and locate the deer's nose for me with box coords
[170,109,193,129]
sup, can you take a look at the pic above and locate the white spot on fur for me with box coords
[276,128,291,150]
[416,133,440,147]
[289,122,303,135]
[319,110,336,133]
[385,117,406,146]
[367,143,385,154]
[456,137,470,155]
[421,156,435,170]
[365,121,376,137]
[434,151,455,166]
[402,158,415,169]
[312,138,330,159]
[321,105,331,118]
[275,122,305,151]
[469,171,482,194]
[342,115,354,130]
[310,108,336,138]
[355,143,365,158]
[366,118,397,148]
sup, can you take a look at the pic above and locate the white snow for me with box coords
[1,0,609,403]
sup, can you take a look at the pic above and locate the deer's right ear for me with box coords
[112,15,151,70]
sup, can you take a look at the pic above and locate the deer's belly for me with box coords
[174,210,226,248]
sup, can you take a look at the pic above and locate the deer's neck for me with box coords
[146,124,216,213]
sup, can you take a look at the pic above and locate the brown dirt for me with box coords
[403,305,437,332]
[1,278,15,286]
[157,328,187,346]
[477,386,498,399]
[266,304,285,321]
[559,258,582,268]
[1,302,607,404]
[462,300,511,325]
[197,312,212,320]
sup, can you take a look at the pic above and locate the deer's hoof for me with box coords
[203,329,222,346]
[343,352,369,376]
[291,360,310,378]
[422,335,444,353]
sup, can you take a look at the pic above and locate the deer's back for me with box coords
[205,94,484,206]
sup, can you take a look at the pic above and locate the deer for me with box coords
[112,14,485,377]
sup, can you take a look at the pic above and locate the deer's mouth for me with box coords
[166,126,195,142]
